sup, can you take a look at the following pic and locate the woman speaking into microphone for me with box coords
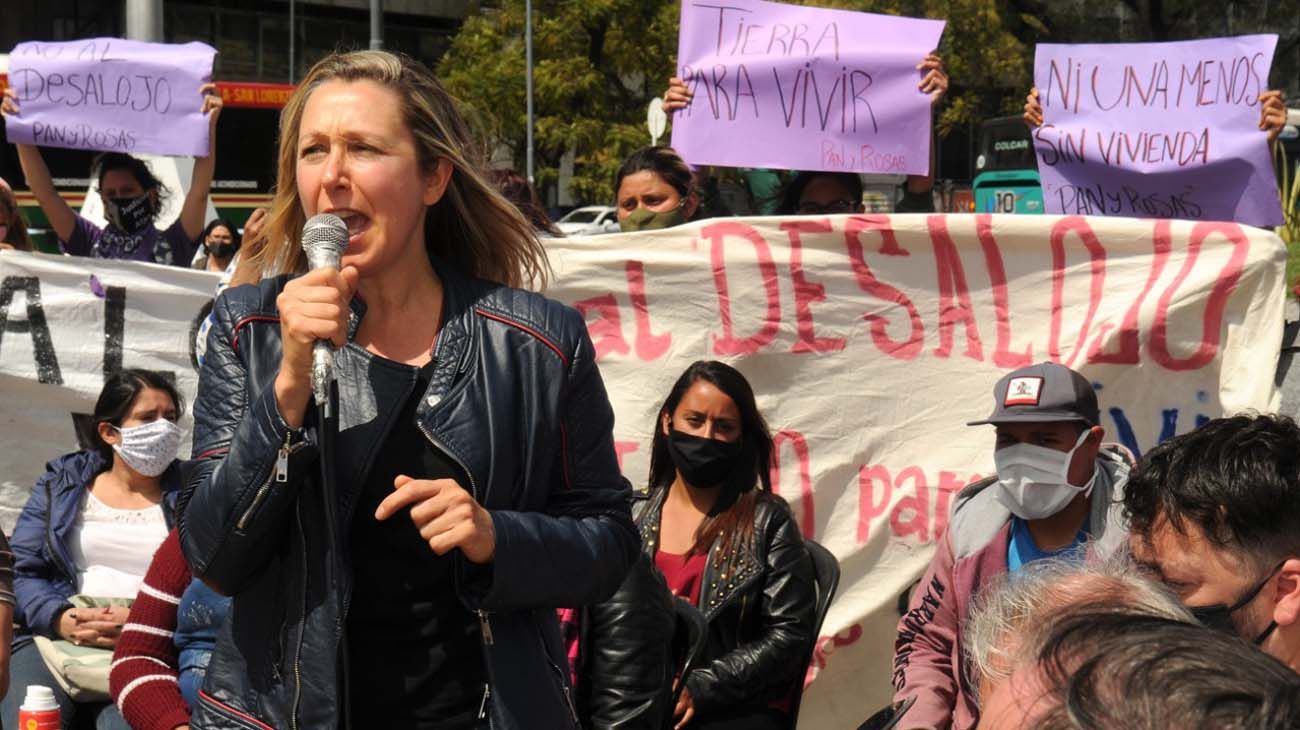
[180,50,637,730]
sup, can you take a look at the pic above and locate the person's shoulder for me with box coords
[753,490,801,531]
[468,279,588,358]
[34,450,102,497]
[211,274,291,325]
[948,475,1011,559]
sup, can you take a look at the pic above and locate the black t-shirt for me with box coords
[348,359,487,728]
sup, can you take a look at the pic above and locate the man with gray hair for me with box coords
[976,610,1300,730]
[964,556,1190,692]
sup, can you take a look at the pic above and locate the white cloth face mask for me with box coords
[992,429,1096,520]
[112,419,183,477]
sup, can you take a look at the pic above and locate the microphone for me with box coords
[301,213,350,409]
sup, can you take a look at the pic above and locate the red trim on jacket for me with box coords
[198,690,277,730]
[230,315,281,357]
[473,307,575,489]
[473,308,570,366]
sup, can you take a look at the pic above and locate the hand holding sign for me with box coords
[1030,35,1284,227]
[199,82,223,157]
[1259,89,1287,143]
[669,0,944,176]
[917,53,948,107]
[2,38,217,157]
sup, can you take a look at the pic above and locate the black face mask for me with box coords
[1189,562,1284,645]
[206,242,235,259]
[666,429,742,488]
[105,194,154,234]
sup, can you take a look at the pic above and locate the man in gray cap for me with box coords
[889,362,1133,730]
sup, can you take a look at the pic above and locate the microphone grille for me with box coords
[302,213,349,258]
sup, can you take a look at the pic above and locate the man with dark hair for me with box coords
[1125,413,1300,674]
[979,610,1300,730]
[892,363,1133,730]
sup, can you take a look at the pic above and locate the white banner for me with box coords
[0,253,216,529]
[0,213,1285,728]
[547,213,1284,727]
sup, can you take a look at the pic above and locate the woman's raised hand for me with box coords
[273,265,360,427]
[1023,87,1044,128]
[664,77,693,116]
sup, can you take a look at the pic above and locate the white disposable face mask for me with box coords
[993,429,1096,520]
[112,418,182,477]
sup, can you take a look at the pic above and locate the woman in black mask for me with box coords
[1,83,221,266]
[193,217,240,273]
[634,360,815,730]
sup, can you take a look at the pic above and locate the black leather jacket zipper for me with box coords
[236,432,302,531]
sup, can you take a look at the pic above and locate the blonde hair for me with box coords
[253,50,548,288]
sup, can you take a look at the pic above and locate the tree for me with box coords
[438,0,679,206]
[440,0,1300,203]
[440,0,1050,201]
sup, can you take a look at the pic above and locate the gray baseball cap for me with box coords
[967,362,1099,427]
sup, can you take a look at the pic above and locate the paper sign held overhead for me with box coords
[4,38,217,157]
[1032,35,1284,227]
[670,0,944,176]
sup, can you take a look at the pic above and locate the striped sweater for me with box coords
[109,529,192,730]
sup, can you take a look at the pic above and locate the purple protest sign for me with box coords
[1033,35,1283,227]
[670,0,944,176]
[4,38,217,157]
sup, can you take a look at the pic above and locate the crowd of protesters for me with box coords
[0,30,1292,730]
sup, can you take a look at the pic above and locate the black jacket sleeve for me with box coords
[467,311,639,611]
[582,553,675,730]
[179,289,319,595]
[685,507,816,713]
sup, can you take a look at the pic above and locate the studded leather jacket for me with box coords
[632,486,816,715]
[180,263,638,730]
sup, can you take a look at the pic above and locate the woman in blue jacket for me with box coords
[2,369,185,730]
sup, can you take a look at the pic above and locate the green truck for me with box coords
[972,116,1044,215]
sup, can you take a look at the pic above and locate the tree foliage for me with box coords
[438,0,679,205]
[439,0,1300,204]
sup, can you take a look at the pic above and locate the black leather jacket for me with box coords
[633,486,816,716]
[576,553,674,730]
[179,262,638,730]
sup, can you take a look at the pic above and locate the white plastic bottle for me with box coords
[17,684,60,730]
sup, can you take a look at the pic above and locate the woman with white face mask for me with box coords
[3,369,185,730]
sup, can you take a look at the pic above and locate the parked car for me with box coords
[556,205,620,235]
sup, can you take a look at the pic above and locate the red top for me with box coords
[109,529,192,730]
[655,550,709,607]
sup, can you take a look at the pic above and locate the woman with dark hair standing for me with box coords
[636,361,815,730]
[2,369,185,730]
[614,146,700,231]
[182,50,635,730]
[1,84,221,265]
[192,218,241,273]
